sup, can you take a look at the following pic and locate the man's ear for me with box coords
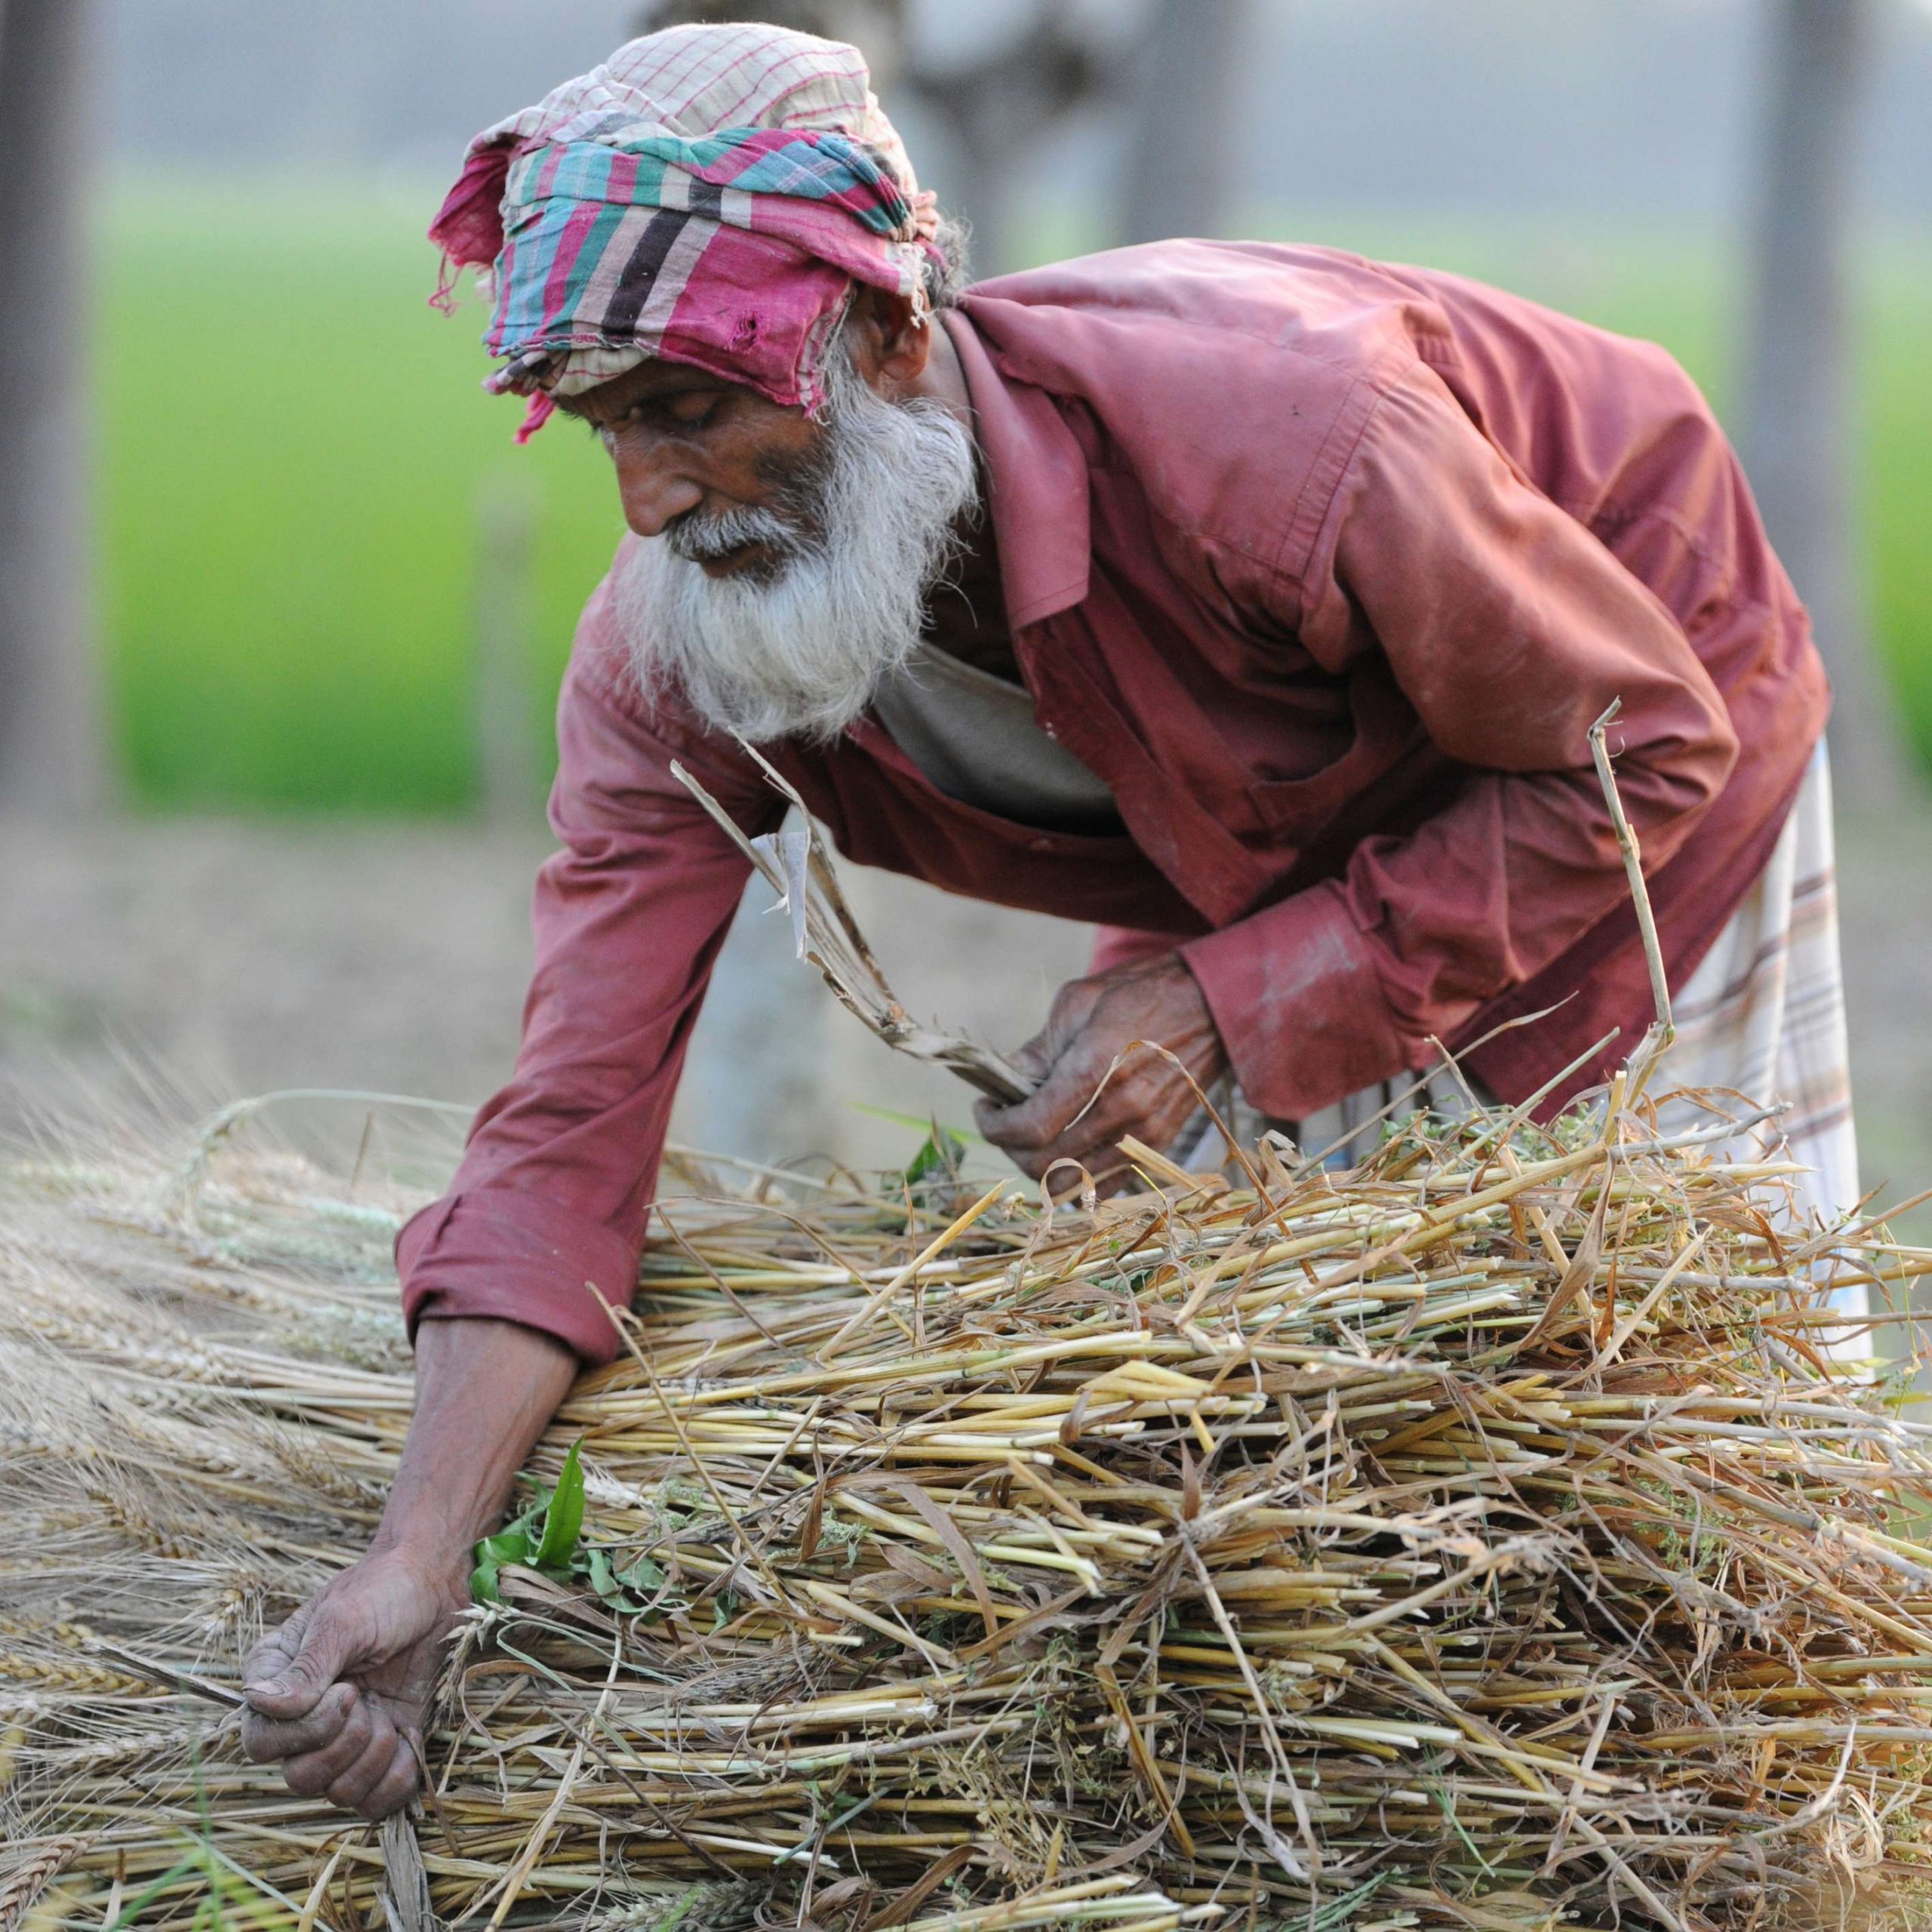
[848,285,932,392]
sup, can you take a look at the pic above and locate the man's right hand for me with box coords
[238,1315,580,1819]
[242,1546,467,1820]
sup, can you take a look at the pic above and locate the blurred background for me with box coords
[0,0,1927,1216]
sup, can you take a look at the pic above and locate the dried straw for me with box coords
[2,1075,1930,1932]
[670,745,1032,1105]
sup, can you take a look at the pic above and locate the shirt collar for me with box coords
[943,306,1091,631]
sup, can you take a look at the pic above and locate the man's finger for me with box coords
[240,1601,308,1700]
[278,1697,380,1798]
[245,1600,360,1721]
[982,1038,1142,1155]
[355,1734,424,1822]
[314,1704,402,1814]
[997,974,1115,1101]
[240,1681,359,1764]
[979,1034,1115,1145]
[324,1727,404,1814]
[1004,1014,1061,1085]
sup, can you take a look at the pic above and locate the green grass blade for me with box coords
[534,1439,586,1573]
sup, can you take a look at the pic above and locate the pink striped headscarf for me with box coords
[429,23,942,438]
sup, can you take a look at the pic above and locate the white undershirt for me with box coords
[871,642,1122,835]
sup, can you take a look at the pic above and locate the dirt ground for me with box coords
[0,808,1094,1180]
[2,803,1927,1235]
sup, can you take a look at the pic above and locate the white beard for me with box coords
[610,340,980,744]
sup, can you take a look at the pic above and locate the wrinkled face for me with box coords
[558,358,832,582]
[568,334,980,745]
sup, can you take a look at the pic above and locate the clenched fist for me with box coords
[976,952,1228,1191]
[242,1547,465,1820]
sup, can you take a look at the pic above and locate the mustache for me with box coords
[662,502,803,567]
[663,442,834,569]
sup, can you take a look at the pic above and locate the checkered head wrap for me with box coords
[429,23,942,439]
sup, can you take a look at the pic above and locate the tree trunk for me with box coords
[902,13,1118,279]
[0,0,104,814]
[1738,0,1905,807]
[1118,0,1247,246]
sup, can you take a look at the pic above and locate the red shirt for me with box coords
[398,241,1828,1364]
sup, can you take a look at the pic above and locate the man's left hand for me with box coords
[976,953,1228,1190]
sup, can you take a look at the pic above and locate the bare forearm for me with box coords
[238,1317,578,1819]
[371,1318,579,1567]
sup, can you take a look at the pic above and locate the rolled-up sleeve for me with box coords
[396,574,778,1364]
[1183,360,1740,1121]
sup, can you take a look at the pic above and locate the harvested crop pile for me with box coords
[1,1085,1930,1932]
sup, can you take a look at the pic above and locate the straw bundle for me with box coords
[2,1079,1930,1932]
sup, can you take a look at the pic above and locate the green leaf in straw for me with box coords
[1425,1774,1496,1878]
[471,1553,502,1603]
[1306,1872,1391,1932]
[851,1101,987,1146]
[471,1518,538,1604]
[900,1125,969,1189]
[481,1525,532,1565]
[533,1439,586,1574]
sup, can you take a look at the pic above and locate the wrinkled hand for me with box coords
[976,953,1228,1191]
[242,1545,466,1820]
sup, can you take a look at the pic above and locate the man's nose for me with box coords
[611,440,705,540]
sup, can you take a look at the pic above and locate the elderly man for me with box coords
[240,23,1857,1817]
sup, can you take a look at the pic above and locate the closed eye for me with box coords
[571,385,725,441]
[627,391,719,432]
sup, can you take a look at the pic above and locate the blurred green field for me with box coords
[100,180,1932,813]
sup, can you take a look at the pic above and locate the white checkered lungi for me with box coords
[1203,743,1859,1230]
[1645,741,1856,1226]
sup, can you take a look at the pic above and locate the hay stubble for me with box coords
[2,1093,1931,1931]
